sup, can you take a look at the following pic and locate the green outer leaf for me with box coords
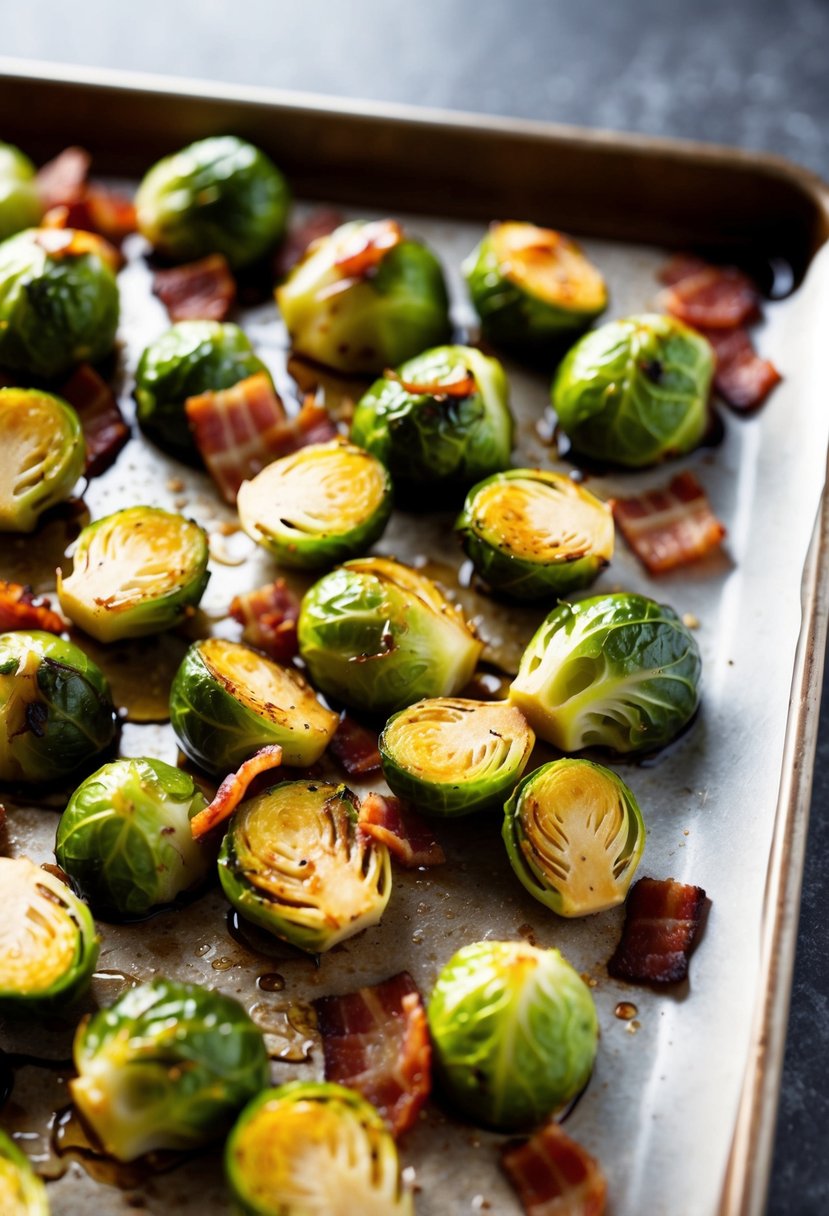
[0,387,86,532]
[0,145,42,242]
[427,940,598,1130]
[0,1129,51,1214]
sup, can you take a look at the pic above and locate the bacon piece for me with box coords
[657,253,710,287]
[36,146,91,210]
[32,225,122,273]
[274,207,344,279]
[329,715,381,777]
[612,471,726,575]
[607,876,709,985]
[334,219,403,279]
[0,583,64,634]
[59,364,130,477]
[229,578,300,664]
[702,326,781,411]
[190,745,283,839]
[501,1120,607,1216]
[83,186,137,245]
[658,263,759,330]
[359,793,445,868]
[385,368,477,398]
[313,972,431,1137]
[153,254,236,323]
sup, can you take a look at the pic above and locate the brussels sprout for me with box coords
[218,780,391,953]
[456,468,614,600]
[277,218,450,374]
[71,978,269,1161]
[350,345,513,494]
[238,438,393,569]
[135,320,272,462]
[0,143,42,241]
[509,592,702,754]
[136,136,290,270]
[379,698,534,817]
[503,759,645,917]
[0,857,99,1014]
[0,1130,50,1214]
[297,557,484,716]
[55,757,212,918]
[57,506,209,643]
[226,1083,413,1216]
[0,387,85,532]
[0,227,119,378]
[551,313,714,468]
[463,221,608,348]
[170,637,338,773]
[0,631,117,783]
[428,940,598,1130]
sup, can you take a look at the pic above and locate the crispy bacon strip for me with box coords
[313,972,431,1137]
[153,254,236,323]
[190,745,283,839]
[359,793,445,868]
[612,471,726,575]
[274,207,344,279]
[501,1120,607,1216]
[36,146,91,210]
[658,263,759,330]
[60,364,130,477]
[703,326,781,411]
[329,715,381,776]
[229,578,300,663]
[607,876,709,985]
[0,583,64,634]
[385,368,477,398]
[334,218,403,278]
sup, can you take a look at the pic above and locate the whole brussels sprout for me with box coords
[0,631,117,784]
[379,698,534,817]
[551,313,714,468]
[456,468,614,600]
[277,218,450,374]
[71,977,270,1161]
[463,221,608,349]
[135,320,272,463]
[297,557,484,716]
[170,637,339,773]
[218,780,391,954]
[0,228,119,379]
[0,143,42,241]
[350,345,514,496]
[56,757,213,918]
[0,1129,50,1214]
[509,592,702,754]
[503,759,645,916]
[136,135,290,269]
[0,857,99,1015]
[57,506,209,642]
[428,940,598,1130]
[226,1082,414,1216]
[0,387,85,532]
[238,438,393,569]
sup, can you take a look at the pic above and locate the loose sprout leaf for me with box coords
[190,744,283,839]
[0,387,85,532]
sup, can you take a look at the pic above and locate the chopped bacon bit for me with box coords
[36,146,91,210]
[274,207,344,279]
[313,972,431,1137]
[59,364,130,477]
[385,368,477,398]
[185,372,288,503]
[608,876,709,985]
[334,219,403,279]
[657,253,711,287]
[658,264,759,330]
[359,793,445,868]
[329,715,381,776]
[153,254,236,323]
[0,583,64,634]
[702,326,782,411]
[612,471,726,575]
[502,1120,607,1216]
[229,578,300,664]
[83,186,137,245]
[190,745,283,839]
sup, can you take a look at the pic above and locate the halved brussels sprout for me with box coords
[0,1130,50,1214]
[456,468,614,600]
[0,387,85,533]
[218,780,392,953]
[71,978,269,1162]
[136,135,290,269]
[503,759,645,916]
[0,143,42,241]
[379,698,534,817]
[297,557,484,715]
[57,506,209,643]
[0,857,99,1014]
[551,313,714,468]
[56,757,212,918]
[238,438,393,569]
[350,345,513,494]
[170,637,339,773]
[509,592,702,754]
[226,1082,413,1216]
[0,227,119,378]
[135,320,272,462]
[277,218,450,374]
[427,940,598,1130]
[463,221,608,348]
[0,631,117,783]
